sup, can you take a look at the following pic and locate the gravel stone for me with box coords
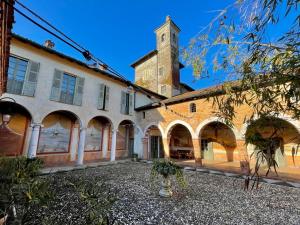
[29,162,300,224]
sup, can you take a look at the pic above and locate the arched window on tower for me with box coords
[161,33,166,42]
[172,33,176,43]
[190,103,196,113]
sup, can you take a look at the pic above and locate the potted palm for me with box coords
[151,159,186,197]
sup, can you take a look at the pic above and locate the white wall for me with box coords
[3,39,153,156]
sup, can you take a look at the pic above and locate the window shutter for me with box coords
[104,86,110,111]
[129,93,134,115]
[50,69,63,101]
[98,83,105,109]
[120,91,126,114]
[22,60,40,96]
[73,77,85,106]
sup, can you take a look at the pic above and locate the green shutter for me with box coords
[22,60,40,97]
[120,91,126,114]
[98,83,105,109]
[129,93,134,115]
[73,76,85,106]
[104,86,110,111]
[50,69,63,101]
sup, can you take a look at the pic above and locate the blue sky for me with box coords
[12,0,293,90]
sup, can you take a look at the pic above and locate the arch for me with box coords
[0,100,33,156]
[165,120,196,139]
[240,113,300,138]
[0,100,33,120]
[116,119,143,134]
[242,115,300,168]
[40,110,82,127]
[143,122,164,137]
[86,115,114,130]
[196,117,241,139]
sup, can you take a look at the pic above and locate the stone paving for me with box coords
[40,161,300,224]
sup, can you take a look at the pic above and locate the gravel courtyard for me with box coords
[35,162,300,225]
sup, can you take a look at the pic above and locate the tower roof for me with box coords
[154,15,181,33]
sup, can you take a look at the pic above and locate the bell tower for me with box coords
[155,16,180,97]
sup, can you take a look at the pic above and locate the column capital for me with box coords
[30,123,43,128]
[80,127,87,131]
[192,138,201,141]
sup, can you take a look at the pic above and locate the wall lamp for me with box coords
[0,97,16,125]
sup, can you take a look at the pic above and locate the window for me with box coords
[7,55,40,96]
[159,67,164,76]
[161,85,166,95]
[7,56,28,95]
[60,73,76,104]
[161,33,166,42]
[143,69,152,81]
[50,69,85,106]
[190,103,197,113]
[143,111,146,119]
[98,84,110,110]
[121,91,133,115]
[172,33,176,43]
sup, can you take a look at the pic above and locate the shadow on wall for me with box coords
[0,101,32,156]
[201,122,237,162]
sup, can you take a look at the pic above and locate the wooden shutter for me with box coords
[97,83,105,109]
[129,93,134,115]
[120,91,126,114]
[73,77,85,106]
[22,60,40,97]
[104,86,110,111]
[49,69,63,101]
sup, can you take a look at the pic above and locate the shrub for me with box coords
[0,157,52,224]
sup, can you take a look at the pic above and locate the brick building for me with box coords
[132,16,193,98]
[0,16,299,178]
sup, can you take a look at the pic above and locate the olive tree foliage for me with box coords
[183,0,300,180]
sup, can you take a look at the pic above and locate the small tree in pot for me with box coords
[151,159,186,197]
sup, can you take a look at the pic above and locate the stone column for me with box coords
[162,137,170,159]
[77,127,86,165]
[28,123,42,158]
[102,125,110,159]
[192,138,202,166]
[70,123,80,161]
[110,129,117,161]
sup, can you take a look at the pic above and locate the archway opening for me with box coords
[200,122,237,162]
[245,117,300,168]
[84,116,112,162]
[117,120,135,159]
[37,110,79,155]
[169,124,194,160]
[0,101,31,156]
[144,125,164,159]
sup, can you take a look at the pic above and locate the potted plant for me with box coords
[132,153,138,162]
[151,159,186,197]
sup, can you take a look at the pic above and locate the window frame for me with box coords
[159,67,165,76]
[60,72,77,105]
[99,84,109,111]
[190,103,197,113]
[7,55,29,95]
[161,33,166,42]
